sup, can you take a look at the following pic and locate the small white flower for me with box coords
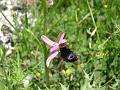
[23,79,29,88]
[48,0,54,7]
[23,74,34,88]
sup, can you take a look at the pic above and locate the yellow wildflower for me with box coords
[36,72,41,78]
[104,5,108,8]
[66,68,71,76]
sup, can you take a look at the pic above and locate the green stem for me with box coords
[25,0,29,29]
[43,44,50,88]
[87,0,100,43]
[42,0,50,88]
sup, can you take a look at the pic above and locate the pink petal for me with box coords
[58,32,66,44]
[46,50,58,67]
[41,35,57,46]
[50,45,59,53]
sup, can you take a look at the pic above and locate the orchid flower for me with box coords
[41,32,66,67]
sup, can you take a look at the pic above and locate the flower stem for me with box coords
[42,0,50,88]
[43,45,50,88]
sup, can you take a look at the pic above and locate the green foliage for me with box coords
[0,0,120,90]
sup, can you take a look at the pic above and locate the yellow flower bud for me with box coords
[36,72,40,78]
[66,68,71,76]
[104,5,108,8]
